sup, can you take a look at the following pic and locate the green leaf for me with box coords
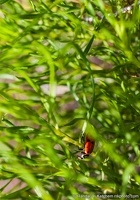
[0,0,10,4]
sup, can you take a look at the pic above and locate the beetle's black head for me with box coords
[78,152,89,160]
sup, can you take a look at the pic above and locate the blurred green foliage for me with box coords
[0,0,140,199]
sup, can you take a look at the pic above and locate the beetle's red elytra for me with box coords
[79,135,95,159]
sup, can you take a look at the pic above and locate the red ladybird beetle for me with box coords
[79,134,95,159]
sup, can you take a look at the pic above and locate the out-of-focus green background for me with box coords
[0,0,140,199]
